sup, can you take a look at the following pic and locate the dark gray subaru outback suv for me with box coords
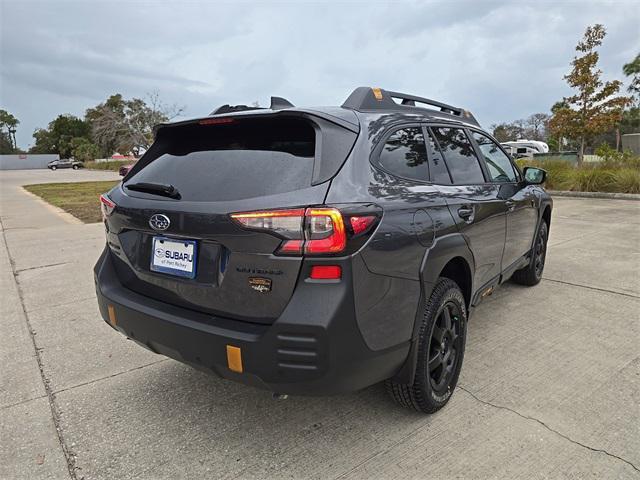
[95,87,551,413]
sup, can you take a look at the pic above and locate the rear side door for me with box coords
[427,126,508,291]
[469,131,538,271]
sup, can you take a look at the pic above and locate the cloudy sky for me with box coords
[1,0,638,149]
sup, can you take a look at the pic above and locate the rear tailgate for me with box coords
[104,113,357,324]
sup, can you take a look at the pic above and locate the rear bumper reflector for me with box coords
[107,305,117,326]
[310,265,342,280]
[226,345,243,373]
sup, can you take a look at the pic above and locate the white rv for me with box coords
[501,140,549,158]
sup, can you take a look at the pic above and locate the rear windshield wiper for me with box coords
[125,182,181,199]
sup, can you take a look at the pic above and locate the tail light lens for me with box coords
[100,194,116,221]
[230,206,378,256]
[230,209,304,235]
[304,208,346,254]
[349,215,377,235]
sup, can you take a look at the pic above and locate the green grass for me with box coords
[84,160,132,171]
[23,181,119,223]
[516,159,640,194]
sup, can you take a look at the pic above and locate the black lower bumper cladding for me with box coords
[94,247,408,395]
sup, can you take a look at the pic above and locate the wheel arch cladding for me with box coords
[438,257,472,310]
[419,234,475,311]
[391,234,474,384]
[542,205,551,228]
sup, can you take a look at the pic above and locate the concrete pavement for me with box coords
[1,169,639,479]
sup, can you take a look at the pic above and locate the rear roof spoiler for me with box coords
[210,96,295,115]
[341,87,479,126]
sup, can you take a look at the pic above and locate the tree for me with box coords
[0,109,19,153]
[85,94,128,156]
[623,53,640,101]
[548,24,632,165]
[524,113,551,141]
[491,122,524,142]
[86,92,183,157]
[29,114,91,157]
[491,114,550,143]
[70,137,100,162]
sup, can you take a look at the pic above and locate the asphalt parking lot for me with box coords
[1,169,639,480]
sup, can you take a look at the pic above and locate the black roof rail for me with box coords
[341,87,479,126]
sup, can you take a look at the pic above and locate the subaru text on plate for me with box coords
[94,87,552,413]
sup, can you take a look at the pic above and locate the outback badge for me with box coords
[249,277,272,293]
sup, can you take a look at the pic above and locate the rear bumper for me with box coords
[94,247,409,395]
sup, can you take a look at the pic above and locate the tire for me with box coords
[50,166,57,170]
[512,220,548,286]
[386,277,467,414]
[72,165,79,170]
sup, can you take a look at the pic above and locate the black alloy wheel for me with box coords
[428,301,464,395]
[386,277,467,414]
[512,220,548,286]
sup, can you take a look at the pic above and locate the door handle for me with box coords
[457,206,474,222]
[505,200,516,212]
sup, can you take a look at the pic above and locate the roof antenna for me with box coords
[270,96,294,110]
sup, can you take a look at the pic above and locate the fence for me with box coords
[0,154,59,170]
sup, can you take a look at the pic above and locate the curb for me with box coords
[20,187,84,225]
[548,190,640,201]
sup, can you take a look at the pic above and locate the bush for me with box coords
[612,168,640,194]
[85,160,132,171]
[595,144,640,169]
[517,155,640,194]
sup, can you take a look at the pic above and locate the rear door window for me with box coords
[431,127,485,184]
[376,127,429,181]
[471,132,517,182]
[125,117,315,201]
[426,128,452,184]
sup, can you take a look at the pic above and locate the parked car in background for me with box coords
[47,158,84,170]
[95,87,552,414]
[119,162,136,177]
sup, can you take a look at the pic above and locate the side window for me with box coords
[431,127,485,184]
[426,128,451,184]
[377,127,429,182]
[471,132,517,182]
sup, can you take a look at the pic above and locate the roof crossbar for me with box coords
[341,87,479,126]
[387,90,461,115]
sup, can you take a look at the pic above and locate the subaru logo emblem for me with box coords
[149,214,170,231]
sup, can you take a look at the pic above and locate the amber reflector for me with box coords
[107,305,117,326]
[226,345,243,373]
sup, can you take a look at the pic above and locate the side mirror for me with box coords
[523,167,546,185]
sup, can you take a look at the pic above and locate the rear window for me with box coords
[377,127,429,181]
[126,117,315,201]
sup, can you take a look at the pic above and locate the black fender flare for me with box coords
[391,233,475,384]
[527,197,553,254]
